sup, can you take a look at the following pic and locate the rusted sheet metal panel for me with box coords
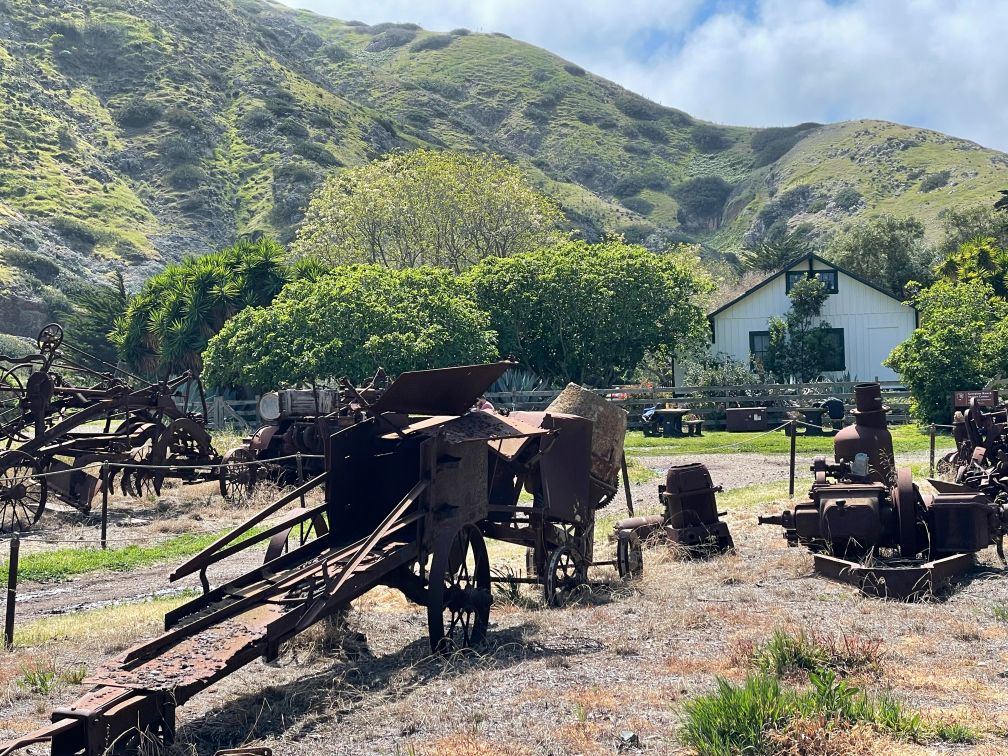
[369,362,513,417]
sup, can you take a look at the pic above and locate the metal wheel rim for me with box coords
[616,532,644,579]
[427,523,491,654]
[220,447,257,502]
[0,451,47,533]
[544,545,586,607]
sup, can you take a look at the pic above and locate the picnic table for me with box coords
[795,407,828,435]
[644,407,693,437]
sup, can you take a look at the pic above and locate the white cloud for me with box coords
[290,0,1008,151]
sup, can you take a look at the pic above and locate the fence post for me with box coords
[5,535,19,650]
[929,424,936,477]
[789,420,797,498]
[101,462,109,550]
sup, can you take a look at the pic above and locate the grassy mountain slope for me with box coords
[0,0,1005,337]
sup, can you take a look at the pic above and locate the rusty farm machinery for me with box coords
[0,324,227,532]
[759,382,1008,599]
[0,361,646,755]
[218,369,388,500]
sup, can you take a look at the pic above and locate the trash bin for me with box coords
[725,407,768,432]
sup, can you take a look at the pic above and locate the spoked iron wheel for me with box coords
[615,530,644,579]
[427,523,492,654]
[116,421,162,498]
[219,447,258,503]
[150,418,215,493]
[543,544,587,607]
[0,365,32,446]
[0,451,47,533]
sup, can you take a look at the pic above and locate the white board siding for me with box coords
[708,260,915,382]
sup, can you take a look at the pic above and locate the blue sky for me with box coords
[289,0,1008,152]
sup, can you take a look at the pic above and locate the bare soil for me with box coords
[0,453,1005,755]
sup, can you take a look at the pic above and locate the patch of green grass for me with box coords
[3,527,264,583]
[680,670,959,756]
[993,604,1008,622]
[624,424,954,457]
[747,628,883,678]
[718,480,793,509]
[624,456,658,484]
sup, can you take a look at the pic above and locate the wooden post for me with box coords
[620,453,634,517]
[5,535,19,650]
[101,462,109,550]
[930,424,936,477]
[789,420,797,498]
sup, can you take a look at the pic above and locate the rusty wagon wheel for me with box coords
[0,450,47,533]
[427,523,492,654]
[219,447,258,503]
[0,365,33,446]
[615,530,644,579]
[114,421,163,498]
[543,544,587,607]
[36,323,63,354]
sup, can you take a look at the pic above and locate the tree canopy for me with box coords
[762,276,836,382]
[291,149,564,272]
[825,214,934,297]
[203,265,497,389]
[112,238,292,378]
[466,240,712,386]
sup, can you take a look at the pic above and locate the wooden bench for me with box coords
[684,419,703,437]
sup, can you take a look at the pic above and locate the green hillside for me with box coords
[0,0,1005,336]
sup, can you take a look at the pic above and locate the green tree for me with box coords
[885,280,1007,423]
[762,276,835,382]
[739,223,814,272]
[466,240,713,386]
[292,149,564,272]
[112,238,291,378]
[935,236,1008,297]
[203,265,497,389]
[825,214,934,297]
[939,204,1008,258]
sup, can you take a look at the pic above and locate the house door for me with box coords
[866,325,902,381]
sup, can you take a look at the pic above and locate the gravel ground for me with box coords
[0,450,1005,755]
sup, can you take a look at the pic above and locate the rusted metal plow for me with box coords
[0,324,221,531]
[760,383,1008,599]
[1,361,619,755]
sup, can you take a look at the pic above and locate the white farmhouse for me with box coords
[704,253,917,382]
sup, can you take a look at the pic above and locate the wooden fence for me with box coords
[187,381,913,432]
[485,381,912,429]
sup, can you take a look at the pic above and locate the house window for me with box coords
[785,270,839,294]
[749,330,771,366]
[822,328,845,371]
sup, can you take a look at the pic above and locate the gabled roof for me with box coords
[708,252,915,319]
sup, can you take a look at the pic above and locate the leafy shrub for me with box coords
[241,106,272,129]
[323,43,349,62]
[264,95,295,116]
[920,170,951,192]
[344,19,368,27]
[410,34,453,52]
[365,29,416,52]
[564,63,585,76]
[114,97,161,128]
[277,119,309,139]
[165,106,201,132]
[621,196,654,214]
[833,186,862,210]
[636,122,668,144]
[751,123,819,167]
[293,140,340,166]
[0,333,34,358]
[623,142,648,155]
[691,124,730,152]
[3,249,60,280]
[524,104,550,124]
[614,92,661,120]
[613,172,668,198]
[204,265,496,388]
[273,162,316,184]
[673,176,733,228]
[161,135,199,165]
[166,164,206,190]
[449,28,470,35]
